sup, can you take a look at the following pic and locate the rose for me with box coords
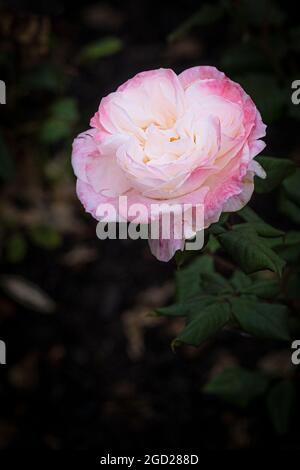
[72,66,266,261]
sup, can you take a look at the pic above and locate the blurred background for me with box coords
[0,0,299,451]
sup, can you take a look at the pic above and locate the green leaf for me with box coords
[155,295,214,318]
[238,206,263,223]
[279,243,300,263]
[50,98,79,123]
[273,231,300,263]
[176,255,214,301]
[230,270,252,290]
[230,298,290,340]
[204,366,269,407]
[209,221,227,236]
[29,226,62,249]
[217,226,286,275]
[79,37,123,61]
[175,249,197,268]
[5,234,27,264]
[176,302,231,346]
[235,222,284,239]
[199,272,233,295]
[40,98,79,144]
[242,279,280,299]
[254,156,295,193]
[40,118,72,143]
[0,132,14,181]
[206,234,221,253]
[252,223,284,238]
[283,231,300,245]
[219,213,230,224]
[267,381,296,435]
[238,206,284,237]
[230,269,280,298]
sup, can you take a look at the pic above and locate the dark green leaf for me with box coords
[274,231,300,263]
[217,226,286,275]
[230,298,290,340]
[79,37,123,61]
[199,272,233,295]
[176,302,231,346]
[238,206,284,237]
[40,118,72,143]
[175,255,214,301]
[204,366,269,407]
[283,231,300,245]
[235,222,284,238]
[206,234,221,253]
[238,206,262,223]
[264,231,300,249]
[155,295,214,318]
[219,212,230,224]
[50,98,79,123]
[5,234,27,264]
[254,156,295,193]
[230,270,252,290]
[175,249,197,268]
[40,98,79,144]
[29,226,61,249]
[209,222,227,236]
[241,279,280,299]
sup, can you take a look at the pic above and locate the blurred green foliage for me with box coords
[40,97,79,144]
[79,36,123,62]
[0,0,299,442]
[0,5,125,261]
[29,225,62,249]
[204,366,270,407]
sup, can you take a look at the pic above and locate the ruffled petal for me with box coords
[148,236,185,262]
[178,66,225,89]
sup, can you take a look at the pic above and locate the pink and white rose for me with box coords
[72,66,266,261]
